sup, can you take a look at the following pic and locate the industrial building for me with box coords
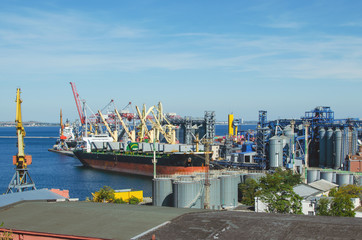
[217,107,362,183]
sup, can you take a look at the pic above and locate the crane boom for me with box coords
[70,82,85,124]
[135,105,153,141]
[115,109,135,142]
[98,110,117,142]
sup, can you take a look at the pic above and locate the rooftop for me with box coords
[293,184,321,198]
[139,210,362,240]
[308,179,338,192]
[0,201,203,240]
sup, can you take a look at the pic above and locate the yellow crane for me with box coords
[148,102,176,144]
[98,110,118,142]
[135,104,154,142]
[6,88,36,193]
[115,109,136,142]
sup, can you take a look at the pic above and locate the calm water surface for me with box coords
[0,125,255,200]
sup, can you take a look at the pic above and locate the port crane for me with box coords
[70,82,85,125]
[115,109,136,142]
[6,88,36,193]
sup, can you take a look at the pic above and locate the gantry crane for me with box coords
[6,88,36,193]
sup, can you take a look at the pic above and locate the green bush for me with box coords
[129,196,140,205]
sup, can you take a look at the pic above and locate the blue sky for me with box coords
[1,0,362,122]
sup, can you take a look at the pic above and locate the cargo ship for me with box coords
[73,136,208,177]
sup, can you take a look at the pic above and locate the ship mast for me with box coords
[6,88,36,193]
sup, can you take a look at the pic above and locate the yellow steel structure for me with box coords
[135,104,154,142]
[115,109,136,142]
[14,88,31,169]
[7,88,36,193]
[228,114,234,136]
[114,189,143,203]
[147,102,176,144]
[98,110,118,142]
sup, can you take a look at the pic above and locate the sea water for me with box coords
[0,125,255,200]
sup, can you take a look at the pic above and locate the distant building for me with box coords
[255,180,343,216]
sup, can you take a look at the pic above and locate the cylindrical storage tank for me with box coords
[326,128,334,168]
[173,180,203,208]
[319,128,326,167]
[280,135,290,162]
[283,126,294,139]
[334,128,342,169]
[336,173,350,186]
[239,173,246,184]
[307,169,320,183]
[153,178,173,207]
[209,177,221,210]
[332,172,337,183]
[349,175,354,185]
[269,136,283,168]
[220,175,238,208]
[320,171,333,183]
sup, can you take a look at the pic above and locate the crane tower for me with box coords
[6,88,36,193]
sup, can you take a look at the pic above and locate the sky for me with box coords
[1,0,362,123]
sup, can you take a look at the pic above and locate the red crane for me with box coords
[70,82,85,124]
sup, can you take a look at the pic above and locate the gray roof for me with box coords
[0,201,203,240]
[0,189,67,207]
[308,179,338,192]
[139,210,362,240]
[2,201,362,240]
[293,184,322,198]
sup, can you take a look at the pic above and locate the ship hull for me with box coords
[74,150,207,177]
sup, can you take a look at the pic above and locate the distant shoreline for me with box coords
[0,122,58,127]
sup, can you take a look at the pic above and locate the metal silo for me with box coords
[334,128,342,169]
[269,136,283,168]
[239,173,246,184]
[283,126,294,139]
[320,171,333,183]
[319,128,326,167]
[336,173,350,186]
[307,169,320,183]
[332,172,337,183]
[220,175,238,208]
[173,179,203,208]
[326,128,334,168]
[152,178,173,207]
[349,174,354,185]
[209,177,221,210]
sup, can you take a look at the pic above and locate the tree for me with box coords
[316,195,356,217]
[316,197,331,216]
[330,195,356,217]
[329,185,362,200]
[239,178,259,206]
[258,168,303,214]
